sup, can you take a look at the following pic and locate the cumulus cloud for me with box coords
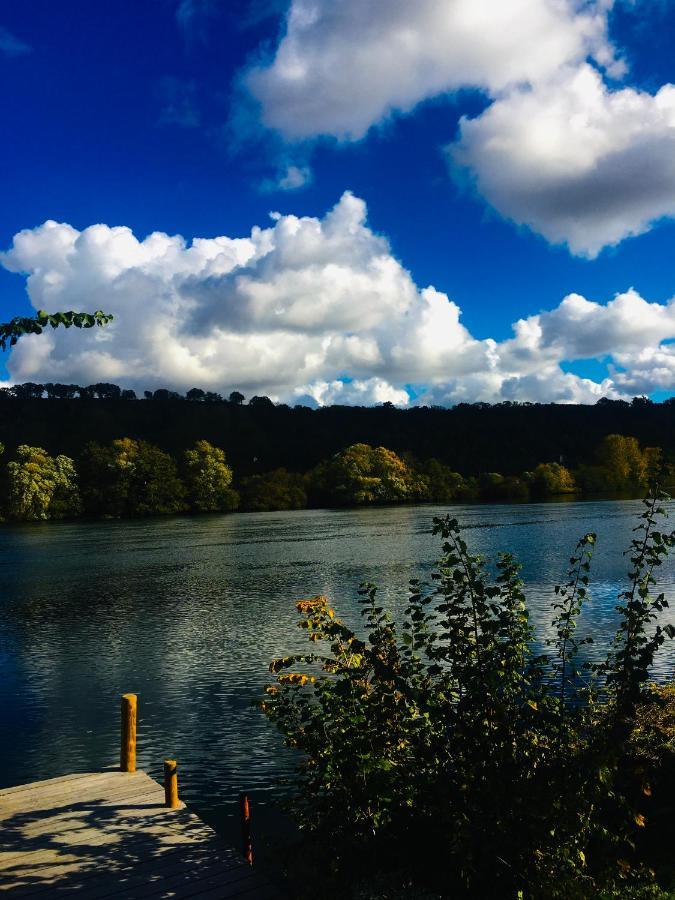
[245,0,616,141]
[450,64,675,256]
[239,0,675,254]
[2,194,674,405]
[297,378,410,408]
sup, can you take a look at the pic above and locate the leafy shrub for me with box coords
[262,493,675,898]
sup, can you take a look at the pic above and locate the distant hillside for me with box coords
[1,396,673,477]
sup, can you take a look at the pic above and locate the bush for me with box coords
[262,493,675,898]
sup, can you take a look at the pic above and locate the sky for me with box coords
[1,0,675,406]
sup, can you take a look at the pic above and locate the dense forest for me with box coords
[0,434,666,521]
[0,383,672,520]
[1,383,674,477]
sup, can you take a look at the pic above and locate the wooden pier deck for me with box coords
[0,770,277,898]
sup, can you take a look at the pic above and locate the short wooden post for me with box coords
[120,693,137,772]
[164,759,180,809]
[240,792,253,865]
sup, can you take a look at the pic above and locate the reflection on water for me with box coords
[1,500,675,836]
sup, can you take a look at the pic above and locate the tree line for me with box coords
[1,381,254,403]
[0,434,666,522]
[1,388,674,481]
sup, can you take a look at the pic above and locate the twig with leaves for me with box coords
[0,309,113,351]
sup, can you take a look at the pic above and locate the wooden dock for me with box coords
[0,770,276,897]
[0,694,278,897]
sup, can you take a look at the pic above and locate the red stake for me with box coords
[240,792,253,865]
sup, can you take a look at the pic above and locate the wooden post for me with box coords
[120,693,137,772]
[164,759,180,809]
[240,792,253,865]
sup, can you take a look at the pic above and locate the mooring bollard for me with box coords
[120,693,137,772]
[164,759,180,809]
[240,792,253,865]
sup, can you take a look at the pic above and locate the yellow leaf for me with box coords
[578,849,586,866]
[527,700,538,711]
[634,813,646,827]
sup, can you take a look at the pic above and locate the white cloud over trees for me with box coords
[2,193,675,405]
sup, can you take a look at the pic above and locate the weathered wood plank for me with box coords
[4,841,248,900]
[0,772,149,813]
[0,774,94,797]
[59,851,253,899]
[0,771,276,898]
[84,861,259,899]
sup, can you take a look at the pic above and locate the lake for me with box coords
[2,499,675,846]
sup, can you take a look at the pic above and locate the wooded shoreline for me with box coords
[0,432,669,523]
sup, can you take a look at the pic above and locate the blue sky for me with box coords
[1,0,675,405]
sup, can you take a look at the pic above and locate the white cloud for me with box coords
[245,0,616,141]
[239,0,675,255]
[450,64,675,256]
[260,162,313,193]
[2,194,675,405]
[277,164,312,191]
[296,378,410,408]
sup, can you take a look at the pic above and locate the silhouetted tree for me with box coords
[152,388,182,401]
[229,391,245,405]
[11,383,43,399]
[249,395,275,408]
[61,384,80,399]
[632,395,654,407]
[91,382,121,400]
[186,388,205,401]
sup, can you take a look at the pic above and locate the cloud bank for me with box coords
[242,0,675,256]
[245,0,616,141]
[2,194,675,406]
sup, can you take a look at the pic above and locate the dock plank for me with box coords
[0,772,276,898]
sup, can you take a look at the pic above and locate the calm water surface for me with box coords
[2,500,675,841]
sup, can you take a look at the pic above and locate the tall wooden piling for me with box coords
[120,693,137,772]
[164,759,180,808]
